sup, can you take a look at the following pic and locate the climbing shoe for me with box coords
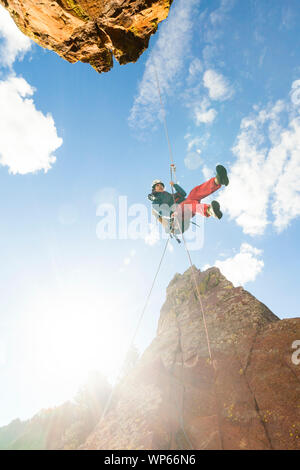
[208,201,223,219]
[216,165,229,186]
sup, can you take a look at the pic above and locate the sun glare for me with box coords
[21,285,131,408]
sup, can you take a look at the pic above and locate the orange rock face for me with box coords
[0,0,173,72]
[82,267,300,450]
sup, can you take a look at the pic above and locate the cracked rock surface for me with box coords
[0,0,173,72]
[82,266,300,450]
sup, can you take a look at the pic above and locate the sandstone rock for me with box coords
[82,266,300,450]
[0,0,173,72]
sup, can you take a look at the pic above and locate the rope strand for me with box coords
[99,238,169,423]
[154,65,224,450]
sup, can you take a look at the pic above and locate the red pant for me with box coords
[177,177,221,218]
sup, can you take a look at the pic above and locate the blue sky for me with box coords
[0,0,299,426]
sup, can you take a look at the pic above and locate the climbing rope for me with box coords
[96,65,223,450]
[154,67,175,168]
[99,238,170,423]
[154,65,214,362]
[154,65,224,450]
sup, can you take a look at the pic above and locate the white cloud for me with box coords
[211,0,235,21]
[129,0,198,129]
[194,0,236,128]
[271,119,300,230]
[290,80,300,107]
[196,107,217,124]
[202,0,236,55]
[129,0,235,134]
[0,6,32,67]
[182,86,217,128]
[184,132,211,171]
[203,69,234,101]
[203,243,264,287]
[202,165,213,180]
[184,151,202,170]
[186,136,202,152]
[187,58,203,85]
[280,6,295,31]
[209,0,235,30]
[0,9,61,176]
[0,76,62,174]
[218,79,300,235]
[202,45,218,66]
[194,97,217,124]
[184,70,231,128]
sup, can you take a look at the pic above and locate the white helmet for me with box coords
[152,179,165,191]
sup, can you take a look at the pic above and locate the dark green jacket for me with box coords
[148,184,187,218]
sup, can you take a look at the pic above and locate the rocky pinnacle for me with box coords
[81,266,300,450]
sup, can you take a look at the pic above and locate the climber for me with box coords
[148,165,229,235]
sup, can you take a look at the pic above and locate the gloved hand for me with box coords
[148,193,156,202]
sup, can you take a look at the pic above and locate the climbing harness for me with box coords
[170,232,181,244]
[191,220,202,229]
[151,207,182,243]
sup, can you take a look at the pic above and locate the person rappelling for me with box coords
[148,164,229,237]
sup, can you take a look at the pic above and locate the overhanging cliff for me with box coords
[82,266,300,450]
[0,0,173,72]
